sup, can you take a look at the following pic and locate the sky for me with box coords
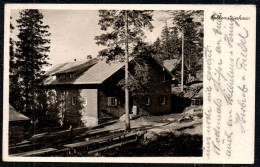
[10,10,169,70]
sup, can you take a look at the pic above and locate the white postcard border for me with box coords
[3,4,256,164]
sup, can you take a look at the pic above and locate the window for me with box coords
[108,97,117,106]
[144,96,150,105]
[160,73,166,82]
[57,74,72,79]
[191,99,202,106]
[195,99,200,105]
[72,96,77,105]
[66,73,74,79]
[82,97,88,106]
[191,99,196,106]
[66,74,70,79]
[159,96,166,105]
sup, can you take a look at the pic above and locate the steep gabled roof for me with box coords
[9,104,30,122]
[151,56,175,78]
[45,58,99,76]
[44,59,129,85]
[74,60,126,84]
[163,59,181,72]
[162,58,192,73]
[44,56,174,86]
[183,83,203,99]
[193,87,203,98]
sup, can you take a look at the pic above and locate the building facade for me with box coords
[44,57,173,127]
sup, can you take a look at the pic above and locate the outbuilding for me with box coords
[9,104,30,144]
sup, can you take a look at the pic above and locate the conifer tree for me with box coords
[168,26,181,59]
[160,24,171,59]
[153,37,161,53]
[95,10,153,131]
[13,9,51,124]
[154,24,181,61]
[168,10,203,80]
[9,16,23,112]
[152,37,162,60]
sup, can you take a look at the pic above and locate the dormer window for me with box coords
[57,74,64,79]
[57,73,74,80]
[66,74,70,79]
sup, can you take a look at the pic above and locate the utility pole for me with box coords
[181,28,184,93]
[125,11,130,132]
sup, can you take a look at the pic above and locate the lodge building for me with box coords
[44,56,174,127]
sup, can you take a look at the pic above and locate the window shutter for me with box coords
[108,97,111,106]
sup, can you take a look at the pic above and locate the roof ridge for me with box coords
[45,58,99,75]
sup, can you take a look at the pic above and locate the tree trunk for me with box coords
[125,11,131,132]
[188,56,191,83]
[181,28,184,93]
[31,52,36,136]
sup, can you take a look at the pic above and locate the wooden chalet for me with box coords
[44,56,174,127]
[183,83,203,106]
[163,59,197,85]
[191,87,203,106]
[9,104,30,144]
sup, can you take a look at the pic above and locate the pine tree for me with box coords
[117,41,153,93]
[9,17,15,70]
[153,37,161,52]
[95,10,153,60]
[9,16,23,112]
[168,10,203,82]
[154,24,181,61]
[152,37,162,60]
[95,10,153,131]
[13,9,51,124]
[168,26,181,59]
[160,24,171,59]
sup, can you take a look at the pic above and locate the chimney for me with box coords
[87,55,92,60]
